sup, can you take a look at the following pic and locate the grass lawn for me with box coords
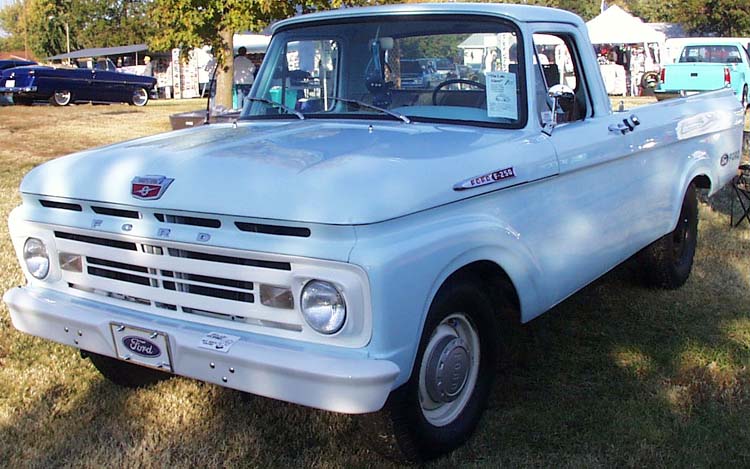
[1,98,749,467]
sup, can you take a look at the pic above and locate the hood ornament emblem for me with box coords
[131,175,174,200]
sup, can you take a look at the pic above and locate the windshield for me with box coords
[243,16,525,127]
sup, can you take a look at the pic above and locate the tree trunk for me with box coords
[215,28,234,110]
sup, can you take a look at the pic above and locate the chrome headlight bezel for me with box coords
[23,237,50,280]
[300,279,347,335]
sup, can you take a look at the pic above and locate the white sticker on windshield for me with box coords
[485,72,518,120]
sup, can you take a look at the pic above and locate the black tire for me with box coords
[86,351,172,388]
[637,184,698,289]
[365,277,500,462]
[640,71,659,96]
[50,90,72,106]
[130,87,149,107]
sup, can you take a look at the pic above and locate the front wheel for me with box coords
[130,87,149,107]
[86,351,172,388]
[367,278,499,462]
[50,90,72,106]
[637,183,698,289]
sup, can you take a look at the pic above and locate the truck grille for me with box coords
[53,230,302,333]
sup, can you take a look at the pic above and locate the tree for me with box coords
[148,0,372,108]
[1,0,154,59]
[0,1,28,54]
[671,0,750,36]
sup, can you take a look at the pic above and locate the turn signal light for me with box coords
[724,67,731,86]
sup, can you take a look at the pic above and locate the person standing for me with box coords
[143,56,154,77]
[233,46,256,109]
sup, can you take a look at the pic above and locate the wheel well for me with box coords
[443,261,521,325]
[692,174,711,191]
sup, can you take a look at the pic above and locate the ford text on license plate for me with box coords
[110,323,173,371]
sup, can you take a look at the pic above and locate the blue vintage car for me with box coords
[0,58,156,106]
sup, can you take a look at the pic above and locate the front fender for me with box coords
[351,210,545,385]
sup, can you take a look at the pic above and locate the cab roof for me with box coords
[272,3,585,33]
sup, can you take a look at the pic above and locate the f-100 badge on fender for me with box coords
[453,167,516,191]
[131,175,174,200]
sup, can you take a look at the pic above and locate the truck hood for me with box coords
[21,119,543,225]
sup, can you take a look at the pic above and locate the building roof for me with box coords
[0,50,36,61]
[272,3,584,33]
[48,44,148,61]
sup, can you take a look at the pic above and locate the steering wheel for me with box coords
[432,79,486,106]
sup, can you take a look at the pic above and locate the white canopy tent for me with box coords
[586,6,665,45]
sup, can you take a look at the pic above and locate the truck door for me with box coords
[527,26,653,301]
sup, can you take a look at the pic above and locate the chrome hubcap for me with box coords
[418,313,480,427]
[133,89,147,105]
[425,336,470,403]
[55,91,70,104]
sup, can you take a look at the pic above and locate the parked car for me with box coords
[656,41,750,107]
[0,60,36,105]
[399,59,437,88]
[3,3,745,462]
[0,57,156,106]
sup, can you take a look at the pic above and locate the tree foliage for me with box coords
[0,0,154,59]
[0,1,28,53]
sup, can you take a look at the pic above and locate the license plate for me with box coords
[110,323,173,371]
[5,80,14,88]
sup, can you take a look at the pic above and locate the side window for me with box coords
[532,33,587,125]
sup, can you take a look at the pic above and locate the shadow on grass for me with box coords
[459,207,750,467]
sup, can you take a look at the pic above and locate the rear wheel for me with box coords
[86,351,172,388]
[637,184,698,289]
[365,277,500,462]
[130,87,149,107]
[50,90,72,106]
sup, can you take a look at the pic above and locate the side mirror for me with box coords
[542,84,575,135]
[548,83,574,101]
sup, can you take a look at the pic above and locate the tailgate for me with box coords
[662,63,727,92]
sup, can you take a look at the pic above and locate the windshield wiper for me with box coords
[329,97,411,124]
[243,97,305,120]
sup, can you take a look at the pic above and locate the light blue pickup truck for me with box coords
[3,3,745,462]
[657,41,750,107]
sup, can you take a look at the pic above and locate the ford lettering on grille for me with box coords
[122,336,162,357]
[131,175,174,200]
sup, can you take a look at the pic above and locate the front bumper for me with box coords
[4,285,400,414]
[0,86,37,93]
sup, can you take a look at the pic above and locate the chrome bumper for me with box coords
[4,286,399,414]
[0,86,37,93]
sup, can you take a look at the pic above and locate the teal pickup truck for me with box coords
[657,41,750,108]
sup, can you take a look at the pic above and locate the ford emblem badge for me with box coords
[122,336,162,357]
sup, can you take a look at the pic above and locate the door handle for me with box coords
[609,114,640,135]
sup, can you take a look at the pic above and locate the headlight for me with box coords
[300,280,346,334]
[23,237,50,280]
